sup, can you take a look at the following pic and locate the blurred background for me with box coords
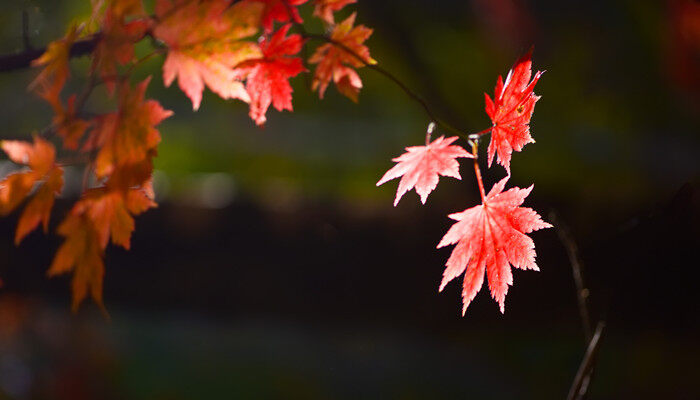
[0,0,698,398]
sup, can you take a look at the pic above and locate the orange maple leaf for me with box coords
[15,167,64,245]
[0,136,64,244]
[309,12,375,102]
[49,186,155,311]
[0,173,38,216]
[52,95,90,150]
[49,210,105,312]
[109,0,145,17]
[92,1,150,94]
[154,0,264,110]
[80,187,156,250]
[106,155,156,190]
[1,136,55,175]
[29,27,78,109]
[312,0,356,25]
[84,78,172,178]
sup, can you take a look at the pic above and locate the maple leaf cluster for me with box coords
[3,0,550,317]
[152,0,374,124]
[0,0,374,310]
[377,49,551,314]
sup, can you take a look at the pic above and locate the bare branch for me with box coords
[550,211,603,400]
[567,321,606,400]
[0,35,99,73]
[550,211,593,341]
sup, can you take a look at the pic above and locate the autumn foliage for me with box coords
[437,177,551,314]
[377,51,549,313]
[376,135,473,207]
[1,0,549,315]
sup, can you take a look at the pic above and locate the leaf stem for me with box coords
[467,127,492,140]
[471,140,486,202]
[425,122,435,145]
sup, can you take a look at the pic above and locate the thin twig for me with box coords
[550,211,603,400]
[300,36,312,91]
[22,10,33,51]
[549,211,593,341]
[98,49,165,87]
[470,139,485,202]
[302,32,471,139]
[38,123,57,139]
[567,321,605,400]
[81,154,95,192]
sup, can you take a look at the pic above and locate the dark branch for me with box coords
[302,32,471,140]
[567,321,606,400]
[0,36,99,73]
[550,211,593,341]
[1,19,478,143]
[550,211,603,400]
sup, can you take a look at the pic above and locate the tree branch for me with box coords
[549,211,593,341]
[302,32,473,140]
[2,20,488,144]
[567,321,606,400]
[550,211,605,400]
[0,35,99,73]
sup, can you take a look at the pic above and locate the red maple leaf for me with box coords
[376,136,473,206]
[254,0,308,32]
[235,24,305,126]
[437,176,551,314]
[484,49,543,173]
[312,0,356,24]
